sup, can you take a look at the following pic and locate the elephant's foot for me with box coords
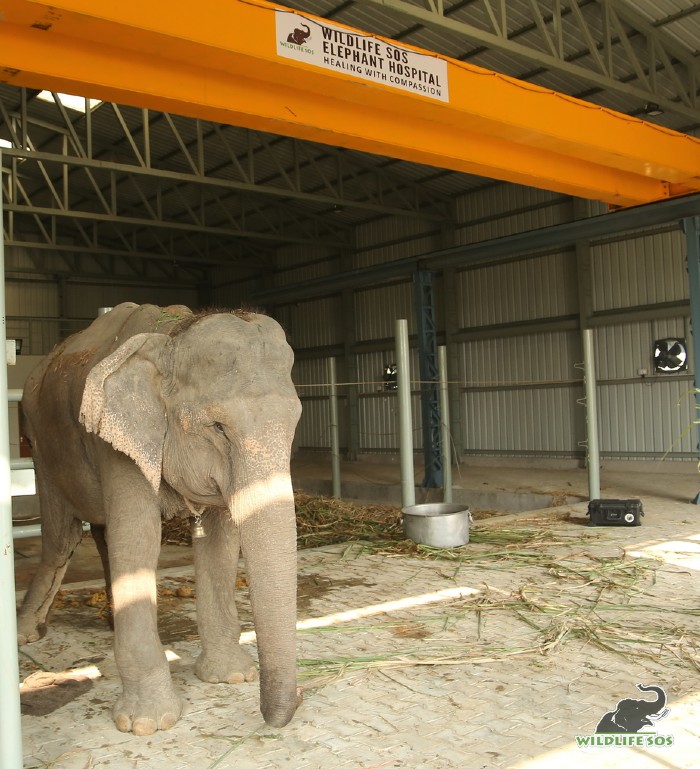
[195,645,258,684]
[17,615,48,646]
[113,686,183,736]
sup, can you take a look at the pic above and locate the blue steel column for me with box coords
[413,271,442,488]
[683,217,700,504]
[0,150,24,769]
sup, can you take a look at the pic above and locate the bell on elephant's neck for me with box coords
[191,518,206,539]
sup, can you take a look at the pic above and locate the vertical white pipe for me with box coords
[395,319,415,508]
[582,329,601,500]
[327,357,341,499]
[0,149,25,769]
[438,346,452,503]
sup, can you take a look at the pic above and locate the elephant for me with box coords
[595,684,668,733]
[16,302,302,736]
[287,23,311,45]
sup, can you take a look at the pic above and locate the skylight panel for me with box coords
[36,90,102,112]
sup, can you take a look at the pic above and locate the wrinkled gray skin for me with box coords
[17,302,302,736]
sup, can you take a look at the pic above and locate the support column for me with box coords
[396,319,416,508]
[441,266,464,458]
[341,287,359,460]
[0,150,25,769]
[574,199,600,499]
[683,216,700,503]
[582,329,601,501]
[413,271,442,488]
[327,357,341,499]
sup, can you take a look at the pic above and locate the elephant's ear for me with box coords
[80,333,171,494]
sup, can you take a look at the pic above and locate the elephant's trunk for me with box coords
[637,685,666,714]
[231,467,299,727]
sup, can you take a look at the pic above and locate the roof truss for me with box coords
[367,0,700,123]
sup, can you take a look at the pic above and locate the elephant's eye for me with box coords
[213,422,226,435]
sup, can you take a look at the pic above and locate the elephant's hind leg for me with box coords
[91,523,114,629]
[192,510,257,684]
[17,512,84,645]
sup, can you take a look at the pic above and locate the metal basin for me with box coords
[402,503,470,548]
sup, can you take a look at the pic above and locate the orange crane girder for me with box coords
[1,0,699,206]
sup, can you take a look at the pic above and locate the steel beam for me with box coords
[413,270,442,488]
[0,1,698,206]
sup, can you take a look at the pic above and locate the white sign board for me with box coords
[276,11,449,103]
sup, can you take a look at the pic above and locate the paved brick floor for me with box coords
[14,464,700,768]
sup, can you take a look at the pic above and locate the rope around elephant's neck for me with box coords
[183,497,207,538]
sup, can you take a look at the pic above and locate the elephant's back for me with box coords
[23,302,193,415]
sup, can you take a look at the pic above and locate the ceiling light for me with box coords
[643,102,664,117]
[36,90,102,113]
[0,138,12,148]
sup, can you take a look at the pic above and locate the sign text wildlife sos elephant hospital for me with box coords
[276,11,449,103]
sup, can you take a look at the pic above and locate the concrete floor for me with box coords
[12,457,700,768]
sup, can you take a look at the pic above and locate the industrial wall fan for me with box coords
[653,338,688,373]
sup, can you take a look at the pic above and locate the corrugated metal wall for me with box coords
[6,183,695,463]
[5,245,200,353]
[458,252,577,327]
[287,185,695,462]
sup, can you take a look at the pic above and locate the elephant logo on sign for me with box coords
[596,684,669,734]
[287,23,311,46]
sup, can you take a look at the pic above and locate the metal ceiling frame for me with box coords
[1,87,451,281]
[367,0,700,123]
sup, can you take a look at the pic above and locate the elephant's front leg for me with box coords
[193,509,257,684]
[105,466,182,735]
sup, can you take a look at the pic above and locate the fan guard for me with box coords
[653,338,688,373]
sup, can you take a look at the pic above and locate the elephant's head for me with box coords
[79,310,302,727]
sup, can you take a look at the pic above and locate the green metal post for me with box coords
[396,319,415,508]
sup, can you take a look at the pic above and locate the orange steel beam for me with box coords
[1,0,699,207]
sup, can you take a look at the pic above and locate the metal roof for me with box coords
[1,0,699,291]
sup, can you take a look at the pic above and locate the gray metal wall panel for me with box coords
[293,357,332,395]
[6,280,60,354]
[287,297,340,349]
[294,398,331,449]
[458,330,581,386]
[454,186,568,245]
[275,261,334,286]
[594,319,692,381]
[458,252,577,328]
[6,280,58,317]
[293,358,331,450]
[62,285,198,318]
[461,386,582,454]
[358,392,422,452]
[354,283,414,343]
[591,229,686,311]
[213,279,259,309]
[353,217,438,268]
[598,379,696,457]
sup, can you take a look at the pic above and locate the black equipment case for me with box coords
[587,499,643,527]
